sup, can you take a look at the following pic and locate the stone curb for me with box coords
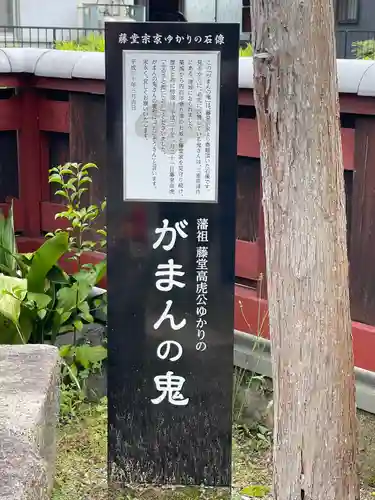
[0,345,60,500]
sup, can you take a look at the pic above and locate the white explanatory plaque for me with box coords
[122,51,220,202]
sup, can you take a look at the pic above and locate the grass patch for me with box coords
[53,378,375,499]
[52,398,107,500]
[52,398,272,499]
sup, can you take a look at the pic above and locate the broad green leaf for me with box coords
[94,260,107,284]
[51,306,72,344]
[61,311,72,324]
[27,232,69,294]
[2,202,17,272]
[70,362,78,377]
[66,180,77,192]
[49,174,63,184]
[20,253,33,261]
[73,319,83,332]
[0,275,27,324]
[18,309,33,344]
[74,260,106,287]
[0,315,21,344]
[78,178,92,186]
[47,265,69,284]
[78,300,94,322]
[54,190,69,199]
[59,324,74,334]
[0,245,30,278]
[0,203,17,274]
[72,219,81,228]
[56,284,79,311]
[75,344,107,369]
[0,263,13,275]
[59,344,72,358]
[0,312,31,345]
[77,280,92,302]
[27,292,52,310]
[37,309,47,320]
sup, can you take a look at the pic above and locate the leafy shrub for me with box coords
[352,39,375,60]
[0,202,17,274]
[48,162,107,258]
[0,162,107,345]
[55,33,105,52]
[239,43,253,57]
[0,163,108,420]
[0,224,106,345]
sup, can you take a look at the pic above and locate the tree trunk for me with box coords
[250,1,359,499]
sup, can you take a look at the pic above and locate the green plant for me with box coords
[48,161,107,335]
[59,343,107,421]
[352,39,375,60]
[48,162,107,259]
[54,40,81,51]
[59,381,86,423]
[0,231,69,344]
[0,202,17,275]
[240,485,270,498]
[0,164,107,345]
[239,43,253,57]
[0,231,106,344]
[55,33,105,52]
[60,343,107,382]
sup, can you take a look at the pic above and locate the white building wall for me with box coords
[184,0,242,24]
[216,0,242,24]
[16,0,239,28]
[184,0,216,22]
[18,0,78,27]
[18,0,137,28]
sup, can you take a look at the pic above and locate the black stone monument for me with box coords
[106,22,239,495]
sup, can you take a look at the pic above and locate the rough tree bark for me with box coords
[250,1,359,499]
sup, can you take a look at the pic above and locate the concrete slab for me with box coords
[0,345,60,500]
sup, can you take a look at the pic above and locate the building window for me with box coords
[242,0,251,34]
[336,0,359,23]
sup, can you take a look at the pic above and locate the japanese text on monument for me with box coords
[152,219,190,407]
[196,218,209,351]
[123,51,220,202]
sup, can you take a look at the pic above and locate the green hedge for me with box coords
[352,40,375,60]
[55,33,104,52]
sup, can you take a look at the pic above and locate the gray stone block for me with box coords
[0,345,60,500]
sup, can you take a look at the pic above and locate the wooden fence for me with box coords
[0,51,375,371]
